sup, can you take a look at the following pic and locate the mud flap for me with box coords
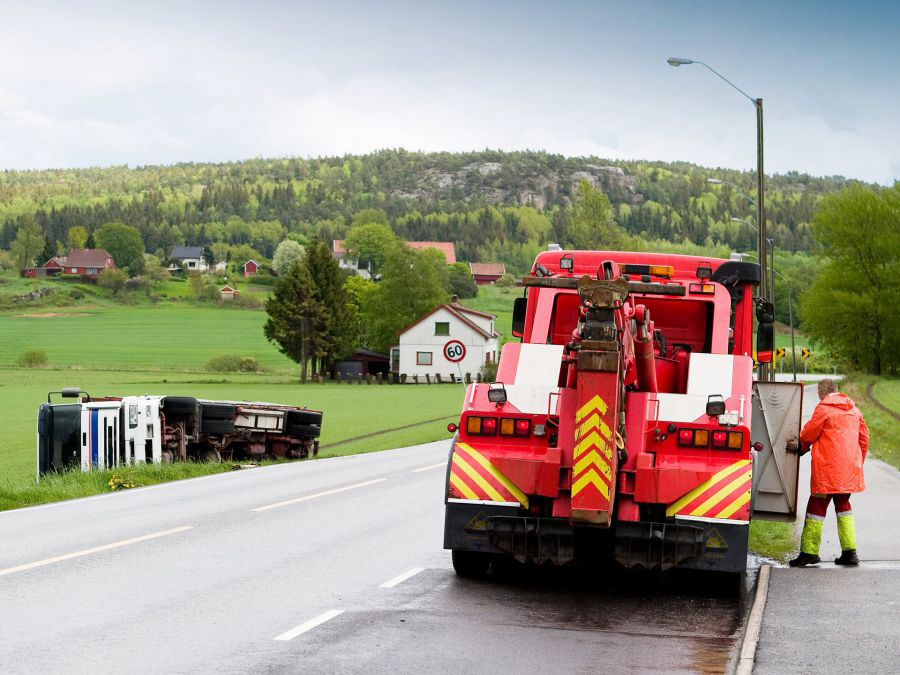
[677,522,749,573]
[614,522,704,571]
[443,502,509,554]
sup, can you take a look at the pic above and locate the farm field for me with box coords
[0,304,294,372]
[0,368,463,494]
[460,284,518,338]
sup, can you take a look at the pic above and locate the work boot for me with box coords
[835,550,859,566]
[789,552,821,567]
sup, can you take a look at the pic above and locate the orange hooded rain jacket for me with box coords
[800,392,869,494]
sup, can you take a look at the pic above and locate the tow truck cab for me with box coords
[444,251,802,575]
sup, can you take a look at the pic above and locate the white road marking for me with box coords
[411,462,446,473]
[252,478,387,512]
[379,567,425,588]
[0,525,193,578]
[274,609,344,641]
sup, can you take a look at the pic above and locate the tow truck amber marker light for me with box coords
[622,263,673,278]
[693,429,709,446]
[689,283,716,294]
[500,418,515,435]
[727,431,743,449]
[466,416,481,434]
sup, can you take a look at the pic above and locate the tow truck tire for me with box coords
[162,397,198,415]
[201,403,236,420]
[451,549,492,578]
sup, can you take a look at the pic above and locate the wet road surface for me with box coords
[0,440,744,674]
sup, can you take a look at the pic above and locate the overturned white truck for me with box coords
[37,388,323,478]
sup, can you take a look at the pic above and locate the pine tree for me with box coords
[305,238,352,371]
[263,260,324,383]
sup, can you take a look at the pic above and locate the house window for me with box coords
[70,268,77,274]
[435,322,450,336]
[417,351,433,366]
[188,261,196,268]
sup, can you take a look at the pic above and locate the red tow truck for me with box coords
[444,250,802,576]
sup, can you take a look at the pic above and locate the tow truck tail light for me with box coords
[466,416,497,436]
[499,418,532,437]
[678,427,743,450]
[689,283,716,294]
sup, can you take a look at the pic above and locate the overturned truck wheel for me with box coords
[162,397,198,415]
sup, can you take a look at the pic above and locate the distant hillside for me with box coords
[0,149,865,270]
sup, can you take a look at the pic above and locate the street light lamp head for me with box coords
[667,57,694,66]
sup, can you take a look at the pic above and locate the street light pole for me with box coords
[669,57,769,379]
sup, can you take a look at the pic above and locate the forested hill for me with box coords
[0,150,863,272]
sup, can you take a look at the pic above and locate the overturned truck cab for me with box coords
[37,388,322,478]
[444,250,803,577]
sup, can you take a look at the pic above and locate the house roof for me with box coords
[219,286,237,292]
[43,256,66,268]
[397,304,497,340]
[66,249,113,268]
[243,259,259,267]
[171,246,204,259]
[333,240,457,264]
[451,303,495,320]
[408,242,456,264]
[469,262,505,277]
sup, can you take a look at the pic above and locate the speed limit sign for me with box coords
[443,340,466,363]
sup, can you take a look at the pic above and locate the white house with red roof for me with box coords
[391,300,499,379]
[333,240,457,280]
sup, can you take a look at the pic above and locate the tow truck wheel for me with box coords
[451,549,492,578]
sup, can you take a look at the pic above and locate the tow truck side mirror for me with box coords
[756,323,774,363]
[512,297,527,338]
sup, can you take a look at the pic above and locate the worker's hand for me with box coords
[785,439,800,453]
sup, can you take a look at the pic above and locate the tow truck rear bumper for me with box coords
[444,502,748,573]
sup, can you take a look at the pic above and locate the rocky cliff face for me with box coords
[390,161,643,209]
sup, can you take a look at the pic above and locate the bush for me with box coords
[17,349,48,368]
[481,360,498,382]
[123,277,147,292]
[98,268,127,294]
[495,273,516,287]
[205,353,261,373]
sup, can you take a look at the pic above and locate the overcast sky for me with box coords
[1,1,897,184]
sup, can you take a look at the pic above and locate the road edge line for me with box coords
[735,563,771,675]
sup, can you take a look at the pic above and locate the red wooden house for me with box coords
[64,249,115,279]
[242,260,259,278]
[469,262,506,285]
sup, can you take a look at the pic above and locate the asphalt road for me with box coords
[0,437,747,674]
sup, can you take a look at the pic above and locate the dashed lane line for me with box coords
[251,478,387,512]
[274,609,345,641]
[379,567,425,588]
[411,462,446,473]
[0,526,194,578]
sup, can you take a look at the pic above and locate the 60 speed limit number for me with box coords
[443,340,466,363]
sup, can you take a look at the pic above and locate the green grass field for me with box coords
[0,304,295,372]
[460,285,519,338]
[873,380,900,414]
[0,368,463,497]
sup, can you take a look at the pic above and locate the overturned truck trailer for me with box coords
[37,388,323,478]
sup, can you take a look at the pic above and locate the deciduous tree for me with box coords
[67,226,88,251]
[802,184,900,375]
[10,218,44,268]
[272,239,305,277]
[95,222,145,274]
[343,222,397,277]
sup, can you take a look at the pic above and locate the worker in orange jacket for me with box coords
[790,379,869,567]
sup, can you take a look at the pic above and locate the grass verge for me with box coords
[748,520,796,562]
[0,462,236,511]
[842,376,900,470]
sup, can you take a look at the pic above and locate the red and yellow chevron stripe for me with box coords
[571,394,614,506]
[666,459,752,521]
[448,443,529,508]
